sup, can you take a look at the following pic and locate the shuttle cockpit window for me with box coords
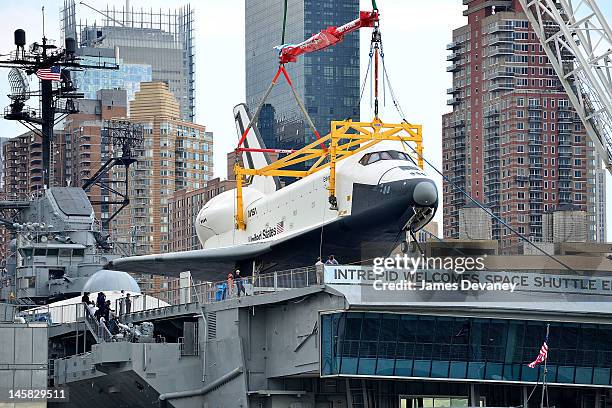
[359,150,417,166]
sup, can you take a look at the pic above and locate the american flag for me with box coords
[36,66,61,81]
[528,335,549,368]
[276,221,284,234]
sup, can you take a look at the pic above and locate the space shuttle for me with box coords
[107,104,438,280]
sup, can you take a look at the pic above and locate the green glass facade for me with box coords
[321,312,612,386]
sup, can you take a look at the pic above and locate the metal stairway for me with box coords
[83,307,112,343]
[346,379,369,408]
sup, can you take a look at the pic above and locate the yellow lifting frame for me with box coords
[234,117,423,230]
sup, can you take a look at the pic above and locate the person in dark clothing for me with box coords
[81,292,93,305]
[96,292,106,309]
[234,269,246,297]
[125,293,132,314]
[103,300,111,326]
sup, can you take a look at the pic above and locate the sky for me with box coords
[0,0,609,238]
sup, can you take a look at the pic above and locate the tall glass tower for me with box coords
[245,0,360,149]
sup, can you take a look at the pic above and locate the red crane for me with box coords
[278,11,379,64]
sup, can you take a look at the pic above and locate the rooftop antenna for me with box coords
[42,6,45,39]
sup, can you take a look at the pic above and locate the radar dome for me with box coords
[82,269,141,294]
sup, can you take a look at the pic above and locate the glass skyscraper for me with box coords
[72,56,152,104]
[245,0,360,149]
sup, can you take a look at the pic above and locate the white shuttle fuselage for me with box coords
[196,140,435,251]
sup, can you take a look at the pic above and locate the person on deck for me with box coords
[315,257,324,284]
[234,269,246,297]
[325,255,339,265]
[96,292,106,310]
[125,293,132,315]
[226,273,234,299]
[118,290,125,316]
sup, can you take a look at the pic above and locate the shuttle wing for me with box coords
[106,241,273,280]
[106,219,337,281]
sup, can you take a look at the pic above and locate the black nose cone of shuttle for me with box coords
[413,180,437,206]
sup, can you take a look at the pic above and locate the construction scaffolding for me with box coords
[60,0,195,122]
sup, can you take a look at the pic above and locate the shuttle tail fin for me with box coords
[233,103,281,193]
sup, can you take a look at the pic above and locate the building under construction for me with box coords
[61,0,195,122]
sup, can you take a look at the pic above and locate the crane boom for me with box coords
[278,11,378,64]
[518,0,612,174]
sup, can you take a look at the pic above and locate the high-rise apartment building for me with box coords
[442,0,605,252]
[62,0,195,122]
[111,82,213,255]
[2,132,45,198]
[245,0,360,148]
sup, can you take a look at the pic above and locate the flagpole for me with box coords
[540,323,550,408]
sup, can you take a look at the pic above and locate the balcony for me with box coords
[485,109,500,117]
[447,87,460,95]
[529,173,543,181]
[529,205,543,214]
[489,23,513,33]
[447,97,461,106]
[528,148,543,155]
[529,195,543,203]
[527,104,542,111]
[447,63,461,72]
[485,143,500,152]
[489,34,513,45]
[557,114,573,123]
[490,82,514,92]
[484,119,500,128]
[489,46,514,56]
[452,164,466,173]
[528,136,542,145]
[447,52,461,61]
[450,174,466,184]
[446,41,462,50]
[528,115,542,122]
[490,69,515,79]
[529,160,543,168]
[452,119,466,128]
[515,175,529,182]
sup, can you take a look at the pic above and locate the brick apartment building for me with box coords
[168,177,236,252]
[442,0,606,253]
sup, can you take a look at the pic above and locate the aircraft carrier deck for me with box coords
[3,257,607,408]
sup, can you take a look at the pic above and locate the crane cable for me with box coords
[373,35,575,272]
[281,0,289,44]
